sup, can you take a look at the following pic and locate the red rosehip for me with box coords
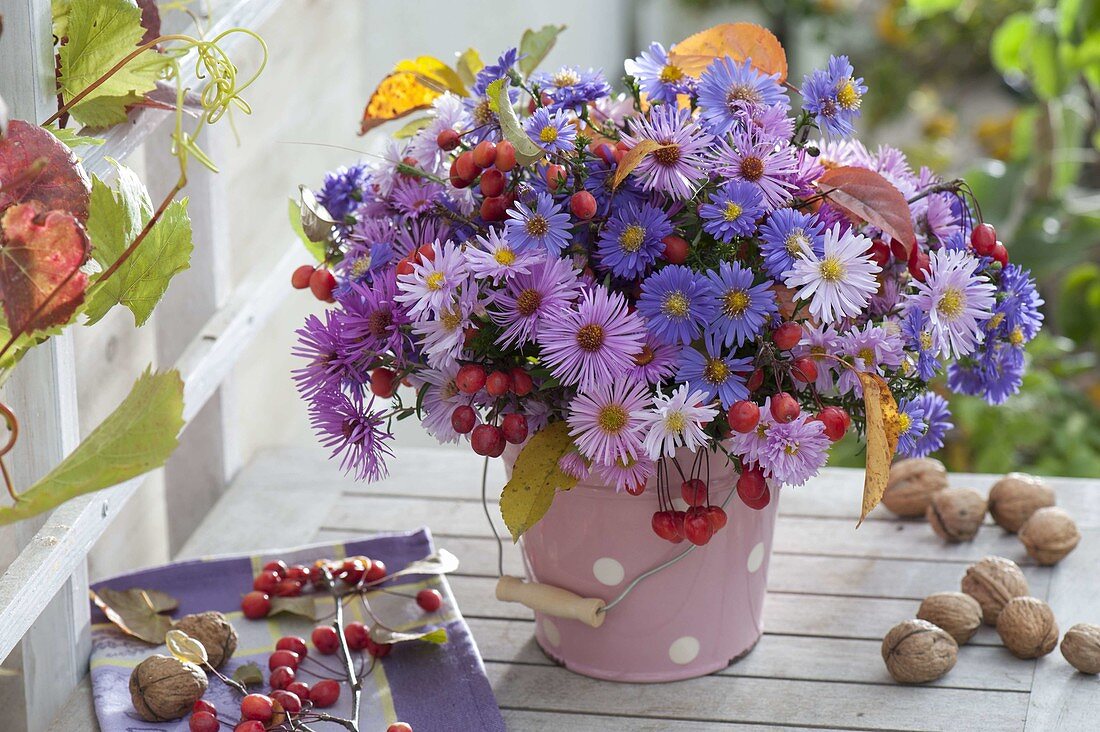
[737,466,768,506]
[706,505,728,532]
[625,481,646,496]
[661,235,689,264]
[337,557,368,585]
[450,405,477,434]
[770,392,801,423]
[651,510,679,542]
[991,241,1008,266]
[456,364,487,394]
[486,370,512,397]
[193,700,217,716]
[479,168,505,197]
[727,400,760,433]
[241,591,270,620]
[268,649,299,671]
[344,621,370,651]
[253,570,281,594]
[680,478,708,507]
[189,711,218,732]
[235,722,266,732]
[369,366,399,398]
[455,151,480,181]
[365,559,387,582]
[510,367,534,396]
[472,140,497,169]
[364,636,392,658]
[308,269,336,302]
[493,140,517,171]
[594,142,616,165]
[416,588,443,612]
[868,239,891,267]
[545,164,566,191]
[500,413,528,444]
[310,679,340,708]
[286,681,311,701]
[971,222,997,256]
[471,424,506,457]
[791,357,818,383]
[683,507,713,546]
[480,195,509,221]
[816,406,850,442]
[311,625,339,655]
[388,724,414,732]
[569,190,597,220]
[291,264,315,290]
[772,322,803,351]
[448,162,472,189]
[269,665,295,690]
[241,693,274,723]
[746,368,765,393]
[271,690,303,715]
[436,128,460,151]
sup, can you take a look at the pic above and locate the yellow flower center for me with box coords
[837,79,861,110]
[819,256,846,282]
[494,248,516,265]
[726,84,762,107]
[597,404,628,434]
[576,323,605,352]
[664,411,686,434]
[858,347,875,365]
[653,144,681,166]
[894,411,911,433]
[810,345,826,356]
[785,230,809,255]
[722,201,743,222]
[659,64,684,83]
[350,255,371,277]
[723,289,751,316]
[988,313,1004,329]
[739,155,765,182]
[919,331,934,350]
[937,288,964,318]
[525,214,549,237]
[619,225,646,253]
[539,126,559,144]
[1009,327,1024,346]
[425,271,446,291]
[516,288,543,317]
[662,291,690,318]
[703,357,730,384]
[553,68,581,87]
[632,345,655,366]
[439,306,463,331]
[473,98,494,125]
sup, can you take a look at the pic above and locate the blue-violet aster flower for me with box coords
[801,55,866,137]
[623,42,692,104]
[676,344,754,409]
[704,261,778,348]
[759,208,826,280]
[637,265,717,346]
[699,180,765,241]
[504,192,573,255]
[596,201,673,279]
[696,57,789,135]
[524,107,577,155]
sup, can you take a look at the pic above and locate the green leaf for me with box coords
[43,124,105,150]
[370,626,448,645]
[393,116,431,139]
[84,165,192,326]
[487,79,543,168]
[454,48,484,88]
[904,0,960,17]
[991,13,1033,74]
[268,596,317,620]
[58,0,171,127]
[499,421,578,542]
[518,25,565,77]
[0,368,183,525]
[232,662,264,687]
[288,198,326,263]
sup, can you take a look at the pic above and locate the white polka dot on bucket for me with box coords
[746,542,766,573]
[541,619,561,647]
[592,557,624,586]
[668,636,700,665]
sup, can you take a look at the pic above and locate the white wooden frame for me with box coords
[0,1,285,728]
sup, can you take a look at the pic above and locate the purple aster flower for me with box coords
[759,208,826,279]
[390,177,443,220]
[712,126,799,209]
[395,239,468,321]
[415,363,472,444]
[838,322,905,395]
[626,335,681,385]
[524,107,577,155]
[504,192,573,255]
[676,345,754,409]
[762,414,830,486]
[292,311,359,397]
[619,104,713,199]
[784,224,881,324]
[700,180,765,241]
[911,392,952,456]
[640,384,719,458]
[869,277,902,317]
[412,286,479,369]
[961,342,1025,405]
[624,42,692,104]
[339,236,395,283]
[317,163,371,222]
[474,47,520,95]
[581,156,646,212]
[595,453,656,493]
[895,397,928,458]
[785,147,827,198]
[801,55,866,137]
[637,265,717,346]
[558,451,592,481]
[793,323,844,393]
[704,261,778,348]
[989,264,1044,343]
[490,257,581,347]
[407,93,470,174]
[696,57,789,135]
[917,192,961,246]
[308,389,393,482]
[336,271,412,363]
[468,227,542,284]
[596,202,672,279]
[901,306,941,381]
[567,379,652,466]
[532,66,611,112]
[393,218,452,258]
[537,287,647,391]
[748,102,796,143]
[730,396,777,466]
[907,248,996,359]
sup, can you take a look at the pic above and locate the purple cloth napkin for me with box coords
[89,528,504,732]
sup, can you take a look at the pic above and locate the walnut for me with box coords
[988,473,1055,533]
[996,596,1059,659]
[881,619,958,684]
[926,487,987,542]
[882,458,948,517]
[1061,623,1100,674]
[960,556,1030,625]
[174,611,238,668]
[917,592,983,645]
[1018,507,1080,565]
[129,655,208,722]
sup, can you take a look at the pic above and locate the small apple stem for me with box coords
[320,567,362,732]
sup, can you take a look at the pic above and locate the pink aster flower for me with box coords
[468,227,542,283]
[619,104,713,199]
[626,335,681,385]
[567,379,652,467]
[837,322,905,395]
[537,287,647,391]
[792,323,843,393]
[783,224,881,324]
[558,451,592,481]
[729,396,777,465]
[906,248,996,359]
[395,239,468,321]
[490,257,581,348]
[595,453,655,493]
[412,287,479,369]
[762,414,830,486]
[640,384,718,459]
[712,126,799,210]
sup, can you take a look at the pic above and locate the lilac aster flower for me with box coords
[759,208,826,280]
[292,311,359,397]
[729,396,777,466]
[415,363,472,444]
[595,453,656,493]
[696,57,789,135]
[537,287,647,391]
[317,163,371,222]
[784,224,881,324]
[337,271,412,363]
[748,102,796,143]
[533,66,611,112]
[637,265,717,346]
[676,345,754,409]
[793,323,843,393]
[468,227,542,283]
[558,451,592,481]
[762,414,830,486]
[901,306,941,381]
[917,192,961,246]
[504,192,573,255]
[624,42,692,104]
[894,397,928,458]
[567,379,652,466]
[907,248,996,359]
[524,107,577,155]
[712,127,799,209]
[490,257,581,347]
[412,286,479,369]
[911,392,952,456]
[786,147,827,198]
[700,180,765,241]
[704,261,778,347]
[627,335,682,385]
[308,389,393,482]
[618,104,713,199]
[407,93,470,173]
[838,322,905,395]
[596,202,672,279]
[640,384,719,458]
[339,237,395,283]
[801,55,866,137]
[390,177,443,220]
[395,239,468,320]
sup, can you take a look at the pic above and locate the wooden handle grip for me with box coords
[495,575,606,628]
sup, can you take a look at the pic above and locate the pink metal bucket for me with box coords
[504,446,781,682]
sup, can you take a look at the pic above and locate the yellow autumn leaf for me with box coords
[668,22,788,81]
[165,629,208,666]
[499,421,578,542]
[359,56,468,135]
[610,139,664,190]
[857,372,901,526]
[394,56,468,96]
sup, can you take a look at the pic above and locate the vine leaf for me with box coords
[610,140,663,190]
[44,124,105,150]
[857,372,901,526]
[84,165,192,327]
[0,202,90,335]
[232,662,264,687]
[57,0,171,128]
[90,587,178,644]
[518,25,566,77]
[370,626,448,645]
[0,368,184,525]
[668,23,788,81]
[499,421,578,542]
[487,79,543,168]
[0,120,91,220]
[817,167,917,256]
[268,596,318,621]
[359,57,467,135]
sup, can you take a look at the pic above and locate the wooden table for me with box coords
[54,446,1100,731]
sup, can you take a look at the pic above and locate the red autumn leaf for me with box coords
[0,120,91,221]
[136,0,162,45]
[0,202,90,334]
[668,23,788,82]
[816,167,916,256]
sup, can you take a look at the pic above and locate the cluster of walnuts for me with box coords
[883,459,1080,564]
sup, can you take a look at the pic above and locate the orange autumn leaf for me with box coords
[610,139,664,190]
[359,56,467,135]
[668,23,788,82]
[857,372,901,526]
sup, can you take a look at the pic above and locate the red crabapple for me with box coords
[416,588,443,612]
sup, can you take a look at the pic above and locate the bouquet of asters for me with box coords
[291,24,1042,543]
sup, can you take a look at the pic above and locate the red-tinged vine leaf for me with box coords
[0,202,90,335]
[135,0,161,45]
[232,662,264,687]
[369,626,448,645]
[857,372,901,527]
[668,23,788,81]
[268,596,318,621]
[610,140,663,190]
[90,587,178,644]
[816,167,917,256]
[0,120,91,220]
